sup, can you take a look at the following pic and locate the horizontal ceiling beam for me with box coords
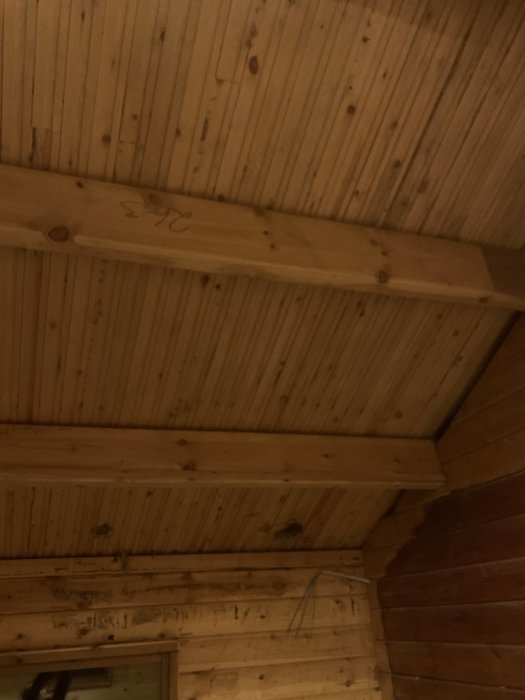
[0,165,524,309]
[0,424,443,489]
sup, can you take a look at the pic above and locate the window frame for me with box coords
[0,641,178,699]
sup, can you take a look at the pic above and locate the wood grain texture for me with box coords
[391,676,525,700]
[0,483,396,557]
[179,657,379,699]
[379,557,525,607]
[0,550,362,578]
[0,640,178,668]
[0,553,380,700]
[0,597,371,648]
[373,471,525,694]
[0,245,509,438]
[387,641,525,688]
[0,423,443,489]
[1,5,525,696]
[385,512,525,576]
[178,627,374,671]
[0,0,524,572]
[0,568,370,615]
[382,602,525,645]
[0,0,522,446]
[1,0,523,249]
[440,315,525,488]
[366,318,525,696]
[0,165,523,309]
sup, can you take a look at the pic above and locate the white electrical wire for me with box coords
[288,569,369,635]
[320,569,370,584]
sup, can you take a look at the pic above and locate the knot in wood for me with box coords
[48,226,70,243]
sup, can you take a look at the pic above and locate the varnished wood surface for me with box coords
[0,482,396,557]
[0,0,524,557]
[1,0,523,441]
[374,471,525,695]
[0,640,178,669]
[0,552,381,700]
[0,550,362,578]
[1,0,523,246]
[364,317,525,695]
[0,246,510,437]
[391,676,525,700]
[1,4,525,695]
[440,315,525,488]
[1,165,524,309]
[0,424,443,489]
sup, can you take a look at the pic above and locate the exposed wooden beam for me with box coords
[0,424,443,489]
[0,550,363,578]
[0,165,523,308]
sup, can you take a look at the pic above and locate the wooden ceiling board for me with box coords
[0,0,524,556]
[0,0,522,238]
[0,0,521,437]
[0,247,510,435]
[0,484,396,558]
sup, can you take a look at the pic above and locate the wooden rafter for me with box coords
[0,165,524,309]
[0,424,443,489]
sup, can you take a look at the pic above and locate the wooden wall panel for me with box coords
[391,676,525,700]
[382,602,525,645]
[369,470,525,696]
[0,552,382,700]
[440,315,525,488]
[387,642,525,688]
[364,313,525,697]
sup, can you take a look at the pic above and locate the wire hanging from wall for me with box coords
[288,570,370,637]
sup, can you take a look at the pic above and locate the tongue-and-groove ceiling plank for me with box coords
[0,0,522,439]
[0,247,510,436]
[0,483,396,558]
[0,0,522,243]
[0,0,524,555]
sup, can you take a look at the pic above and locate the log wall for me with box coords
[0,550,381,700]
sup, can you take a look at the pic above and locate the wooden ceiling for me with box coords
[1,253,510,436]
[1,0,524,556]
[0,483,397,557]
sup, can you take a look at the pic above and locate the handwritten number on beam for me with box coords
[120,201,191,233]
